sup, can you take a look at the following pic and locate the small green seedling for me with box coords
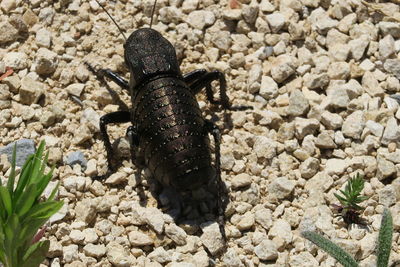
[0,141,63,267]
[333,173,368,225]
[302,208,393,267]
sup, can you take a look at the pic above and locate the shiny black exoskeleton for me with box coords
[87,28,248,192]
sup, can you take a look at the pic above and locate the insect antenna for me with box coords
[93,0,127,41]
[150,0,158,28]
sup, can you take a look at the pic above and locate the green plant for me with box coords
[333,173,368,225]
[0,141,63,267]
[302,208,393,267]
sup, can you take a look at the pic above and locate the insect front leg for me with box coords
[85,62,129,90]
[99,111,131,172]
[184,69,251,111]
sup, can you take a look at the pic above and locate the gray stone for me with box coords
[0,139,35,167]
[231,173,252,189]
[65,151,87,169]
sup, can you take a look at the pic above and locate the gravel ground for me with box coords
[1,0,400,266]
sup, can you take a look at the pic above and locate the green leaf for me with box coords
[4,214,20,266]
[47,181,60,201]
[35,166,55,200]
[22,201,64,221]
[302,231,358,267]
[30,141,45,184]
[14,155,34,200]
[0,186,12,217]
[6,143,17,193]
[15,183,38,217]
[21,240,49,267]
[17,218,47,252]
[376,208,393,267]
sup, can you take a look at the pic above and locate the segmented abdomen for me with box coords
[132,77,215,190]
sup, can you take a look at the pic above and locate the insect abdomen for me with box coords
[133,77,215,190]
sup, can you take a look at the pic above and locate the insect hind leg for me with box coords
[204,120,228,242]
[184,69,251,111]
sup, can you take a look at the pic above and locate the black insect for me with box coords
[86,1,250,220]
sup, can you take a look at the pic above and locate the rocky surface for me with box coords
[1,0,400,266]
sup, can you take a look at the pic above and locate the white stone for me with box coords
[265,13,285,33]
[254,239,278,260]
[128,231,153,246]
[259,76,278,100]
[4,52,28,70]
[382,117,400,145]
[165,223,187,246]
[200,222,224,256]
[186,10,215,29]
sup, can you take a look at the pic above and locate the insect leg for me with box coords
[100,111,131,172]
[204,119,227,241]
[183,69,207,85]
[185,70,251,111]
[85,62,129,90]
